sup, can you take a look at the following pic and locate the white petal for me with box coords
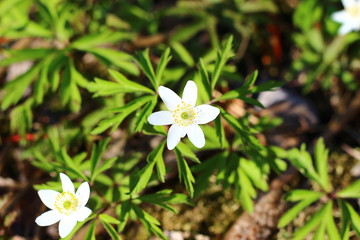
[76,182,90,207]
[158,86,182,111]
[35,210,62,226]
[342,0,357,8]
[331,10,348,23]
[73,207,92,222]
[195,105,220,124]
[59,216,77,238]
[60,173,75,194]
[339,23,355,34]
[38,190,59,209]
[186,124,205,148]
[148,111,174,125]
[167,124,186,150]
[181,80,197,106]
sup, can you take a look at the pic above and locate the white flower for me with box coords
[35,173,92,238]
[148,80,220,150]
[331,0,360,35]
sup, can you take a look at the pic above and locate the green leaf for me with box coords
[339,200,351,240]
[84,221,96,240]
[93,157,117,179]
[155,47,172,85]
[9,99,33,135]
[214,70,259,101]
[175,142,200,164]
[249,80,284,93]
[314,137,329,191]
[132,204,166,239]
[71,31,134,49]
[292,202,329,240]
[285,190,324,202]
[211,35,233,90]
[170,42,194,67]
[129,143,165,195]
[313,220,326,240]
[214,115,227,148]
[91,95,153,135]
[240,158,268,191]
[336,179,360,198]
[198,58,212,101]
[135,49,157,89]
[344,201,360,237]
[278,194,322,228]
[325,201,341,240]
[34,60,50,105]
[59,63,82,112]
[109,69,154,94]
[100,217,122,240]
[1,62,42,110]
[99,214,121,225]
[87,48,140,76]
[133,97,157,132]
[175,148,195,197]
[237,167,255,212]
[0,48,55,66]
[59,149,87,180]
[90,138,110,181]
[151,141,166,182]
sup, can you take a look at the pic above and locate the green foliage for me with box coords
[278,138,360,239]
[2,1,359,239]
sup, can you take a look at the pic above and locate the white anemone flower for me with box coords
[148,80,220,150]
[35,173,92,238]
[331,0,360,35]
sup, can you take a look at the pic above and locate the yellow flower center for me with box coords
[54,191,79,216]
[347,5,360,18]
[172,101,198,127]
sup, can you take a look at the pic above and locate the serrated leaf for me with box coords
[100,218,122,240]
[71,31,133,50]
[314,137,330,191]
[336,179,360,198]
[211,35,233,90]
[90,138,110,180]
[99,214,121,225]
[135,49,157,89]
[344,201,360,237]
[91,95,153,134]
[278,194,322,228]
[325,201,341,240]
[132,204,166,239]
[84,221,96,240]
[339,199,351,240]
[170,42,194,67]
[155,47,172,85]
[87,48,140,76]
[0,48,54,66]
[133,97,157,132]
[175,148,195,197]
[129,143,164,195]
[285,190,324,202]
[241,158,268,192]
[109,69,153,93]
[152,141,166,182]
[175,142,200,164]
[198,58,212,101]
[1,62,42,110]
[292,202,330,240]
[61,150,87,180]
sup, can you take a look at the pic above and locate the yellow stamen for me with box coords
[172,101,198,127]
[54,191,78,215]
